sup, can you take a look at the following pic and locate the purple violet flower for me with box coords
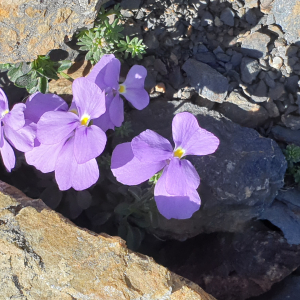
[25,77,107,191]
[87,54,149,131]
[111,112,220,219]
[0,88,35,172]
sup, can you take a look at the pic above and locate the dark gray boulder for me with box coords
[159,222,300,300]
[114,100,287,240]
[182,59,228,103]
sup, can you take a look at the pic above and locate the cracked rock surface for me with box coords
[0,181,216,300]
[0,0,106,63]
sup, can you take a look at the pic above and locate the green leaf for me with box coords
[114,202,131,216]
[117,220,128,240]
[128,186,142,202]
[38,76,48,94]
[7,65,23,82]
[148,211,160,228]
[57,60,72,72]
[37,67,59,80]
[130,214,150,228]
[126,225,143,251]
[0,63,14,72]
[26,78,39,94]
[14,73,33,88]
[92,212,112,226]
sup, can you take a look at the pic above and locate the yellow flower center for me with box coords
[1,109,9,118]
[80,114,90,126]
[173,147,185,159]
[119,84,126,94]
[70,109,78,115]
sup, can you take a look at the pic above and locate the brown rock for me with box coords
[0,180,216,300]
[49,60,93,103]
[217,91,269,128]
[0,0,107,64]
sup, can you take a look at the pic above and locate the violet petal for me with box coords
[131,130,173,163]
[154,166,201,219]
[109,94,124,127]
[37,111,79,145]
[172,112,219,156]
[3,103,25,130]
[111,142,166,185]
[165,158,200,195]
[25,92,68,123]
[74,125,106,164]
[72,77,106,120]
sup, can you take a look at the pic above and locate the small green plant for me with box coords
[114,121,133,138]
[284,144,300,186]
[118,36,147,60]
[114,186,159,250]
[0,55,72,94]
[77,4,146,64]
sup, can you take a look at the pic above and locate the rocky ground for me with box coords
[1,0,300,299]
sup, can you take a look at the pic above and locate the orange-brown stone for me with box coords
[0,0,107,63]
[0,180,217,300]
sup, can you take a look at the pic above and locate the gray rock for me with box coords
[261,99,280,118]
[154,59,168,76]
[272,0,300,44]
[268,83,286,100]
[201,11,214,27]
[195,52,217,65]
[245,8,257,25]
[216,53,231,63]
[261,189,300,245]
[231,52,243,67]
[241,32,271,59]
[120,0,141,9]
[144,31,159,49]
[113,100,286,240]
[194,95,215,110]
[169,66,184,89]
[249,80,269,102]
[220,7,235,26]
[182,59,228,103]
[285,75,299,94]
[240,57,261,84]
[282,114,300,130]
[217,91,269,128]
[264,73,276,88]
[271,125,300,146]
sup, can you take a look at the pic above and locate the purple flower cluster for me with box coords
[1,54,148,192]
[0,53,220,220]
[111,112,219,219]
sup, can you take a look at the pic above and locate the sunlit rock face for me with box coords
[0,0,106,64]
[0,181,216,300]
[272,0,300,45]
